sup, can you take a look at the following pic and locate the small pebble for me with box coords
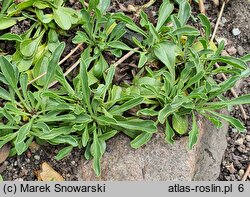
[226,46,237,55]
[237,46,245,56]
[34,155,40,160]
[71,161,76,165]
[231,128,238,133]
[232,28,241,36]
[246,135,250,142]
[14,161,18,166]
[221,17,227,24]
[239,169,245,177]
[235,138,244,146]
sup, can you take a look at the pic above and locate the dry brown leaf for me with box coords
[38,162,64,181]
[0,144,11,164]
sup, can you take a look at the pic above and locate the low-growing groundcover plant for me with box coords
[0,0,250,177]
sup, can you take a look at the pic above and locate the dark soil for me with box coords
[0,0,249,181]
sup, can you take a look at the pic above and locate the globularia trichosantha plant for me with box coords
[0,0,250,176]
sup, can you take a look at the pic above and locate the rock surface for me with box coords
[78,113,229,181]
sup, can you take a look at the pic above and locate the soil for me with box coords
[0,0,249,181]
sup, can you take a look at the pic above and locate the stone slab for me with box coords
[78,113,228,181]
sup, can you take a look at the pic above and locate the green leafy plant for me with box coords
[72,0,133,79]
[0,0,80,86]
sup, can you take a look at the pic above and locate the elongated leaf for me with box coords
[1,0,13,14]
[206,94,250,107]
[210,56,247,70]
[209,111,246,132]
[183,71,205,90]
[0,124,18,130]
[130,132,153,149]
[97,0,110,14]
[107,41,132,51]
[117,119,157,133]
[178,0,191,26]
[0,56,18,89]
[209,76,239,99]
[0,33,22,42]
[95,116,117,126]
[188,112,199,149]
[92,129,102,176]
[80,58,91,106]
[0,87,11,101]
[14,121,32,155]
[172,26,200,36]
[49,135,78,147]
[165,121,175,144]
[156,2,174,31]
[109,97,144,115]
[55,146,73,160]
[198,14,211,39]
[44,42,65,89]
[99,130,118,141]
[82,126,89,147]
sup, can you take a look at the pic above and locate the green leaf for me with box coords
[1,0,13,14]
[92,128,102,176]
[138,52,148,68]
[0,56,18,90]
[20,36,43,58]
[0,124,18,130]
[209,111,246,132]
[178,0,191,26]
[117,119,157,133]
[206,94,250,107]
[49,135,78,147]
[0,33,22,42]
[188,112,199,149]
[198,14,211,39]
[137,108,158,117]
[154,42,176,80]
[55,146,73,160]
[210,56,247,70]
[0,87,11,101]
[165,121,175,144]
[156,2,174,31]
[158,95,189,124]
[95,116,117,126]
[172,26,200,36]
[99,130,118,141]
[97,0,110,14]
[44,42,65,89]
[183,71,205,90]
[172,113,188,134]
[130,132,153,149]
[53,7,72,30]
[0,17,17,30]
[14,121,32,155]
[109,97,144,115]
[82,126,89,147]
[107,41,132,51]
[80,57,92,115]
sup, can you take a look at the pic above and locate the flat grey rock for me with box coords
[78,113,228,181]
